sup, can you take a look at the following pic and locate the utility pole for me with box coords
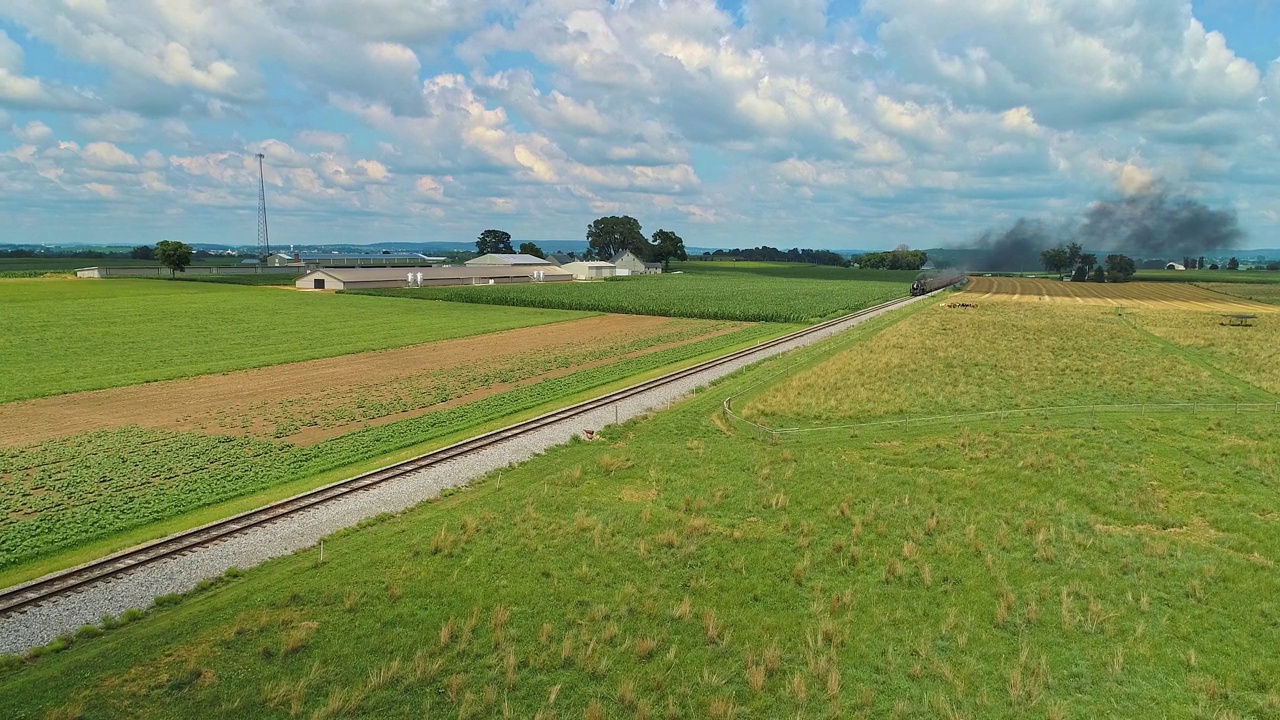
[256,153,271,262]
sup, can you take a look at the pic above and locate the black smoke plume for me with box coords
[1078,192,1243,257]
[957,189,1243,271]
[966,219,1058,272]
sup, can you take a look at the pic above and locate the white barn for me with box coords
[295,265,572,290]
[561,261,617,280]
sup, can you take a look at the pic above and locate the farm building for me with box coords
[465,253,553,267]
[610,249,662,275]
[547,253,577,266]
[1166,262,1186,270]
[561,261,617,280]
[268,252,443,268]
[76,265,301,279]
[295,266,572,291]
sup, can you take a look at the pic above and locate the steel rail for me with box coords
[0,296,913,616]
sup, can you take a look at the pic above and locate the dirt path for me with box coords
[0,315,741,448]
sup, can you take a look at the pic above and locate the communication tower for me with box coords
[256,153,271,261]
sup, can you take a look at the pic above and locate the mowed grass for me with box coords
[0,279,587,402]
[1127,307,1280,395]
[3,339,1278,717]
[1134,268,1280,284]
[1195,282,1280,306]
[742,298,1274,427]
[348,263,914,323]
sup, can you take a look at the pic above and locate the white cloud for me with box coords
[12,120,54,145]
[0,29,97,110]
[865,0,1262,125]
[296,130,348,152]
[82,142,137,169]
[0,0,1278,248]
[75,110,147,142]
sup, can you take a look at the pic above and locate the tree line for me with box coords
[696,245,930,270]
[1040,243,1135,282]
[697,247,849,266]
[476,215,689,270]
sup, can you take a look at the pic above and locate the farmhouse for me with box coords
[561,261,617,280]
[611,249,662,275]
[465,253,553,267]
[295,266,571,290]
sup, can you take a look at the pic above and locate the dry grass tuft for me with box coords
[789,672,808,704]
[599,454,633,475]
[746,664,766,693]
[708,695,739,719]
[635,636,658,661]
[438,617,456,649]
[280,621,318,657]
[672,596,692,621]
[491,605,511,647]
[618,679,638,707]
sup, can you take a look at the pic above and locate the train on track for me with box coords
[910,270,968,296]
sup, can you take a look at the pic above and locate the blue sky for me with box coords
[1,1,1278,251]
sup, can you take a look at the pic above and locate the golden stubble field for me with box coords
[961,275,1280,312]
[743,277,1278,426]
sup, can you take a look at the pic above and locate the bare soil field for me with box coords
[0,314,744,448]
[961,276,1279,312]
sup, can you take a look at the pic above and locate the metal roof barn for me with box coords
[464,253,554,267]
[269,252,444,268]
[295,265,572,290]
[561,261,617,280]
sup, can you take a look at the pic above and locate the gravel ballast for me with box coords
[0,296,928,654]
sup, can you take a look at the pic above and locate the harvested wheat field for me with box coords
[961,275,1279,312]
[0,314,745,448]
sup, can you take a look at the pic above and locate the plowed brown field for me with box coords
[959,276,1279,312]
[0,314,744,448]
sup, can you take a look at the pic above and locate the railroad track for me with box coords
[0,296,915,617]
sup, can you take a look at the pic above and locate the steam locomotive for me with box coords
[910,271,967,296]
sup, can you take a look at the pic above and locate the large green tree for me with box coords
[154,240,193,278]
[586,216,645,260]
[518,242,546,259]
[476,229,514,255]
[649,229,687,270]
[1039,246,1071,278]
[1104,254,1136,282]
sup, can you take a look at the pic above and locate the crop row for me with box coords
[244,319,741,438]
[347,273,909,323]
[0,324,783,568]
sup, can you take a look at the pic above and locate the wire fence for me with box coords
[721,397,1280,442]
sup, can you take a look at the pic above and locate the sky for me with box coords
[0,0,1278,251]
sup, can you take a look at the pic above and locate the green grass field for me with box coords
[1134,268,1280,284]
[0,279,586,403]
[348,263,914,323]
[0,256,233,277]
[1194,282,1280,306]
[4,288,1278,718]
[0,323,785,574]
[741,298,1277,428]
